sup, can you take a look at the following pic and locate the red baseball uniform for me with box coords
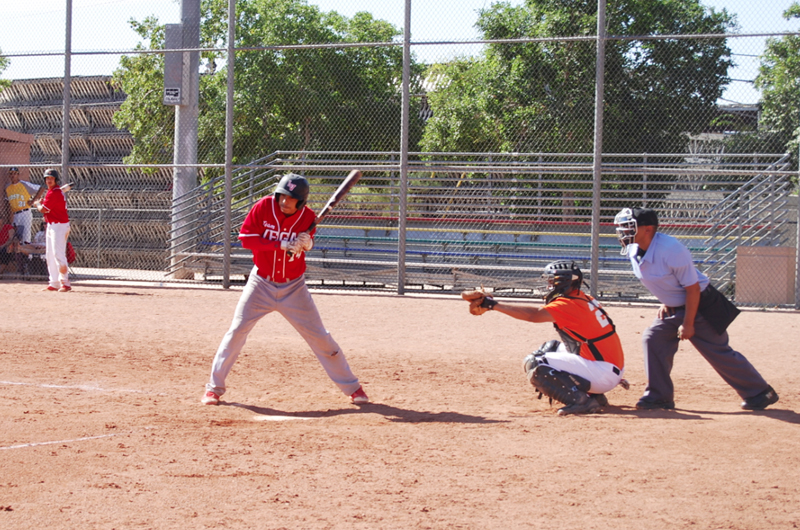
[238,195,316,282]
[40,187,69,224]
[204,189,364,405]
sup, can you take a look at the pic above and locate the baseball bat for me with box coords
[287,169,362,256]
[60,183,74,192]
[312,169,362,229]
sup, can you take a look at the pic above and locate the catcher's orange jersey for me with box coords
[544,291,624,369]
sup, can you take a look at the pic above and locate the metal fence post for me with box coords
[62,0,72,180]
[791,141,800,308]
[643,154,648,207]
[171,0,201,279]
[222,0,236,289]
[397,0,411,295]
[589,0,607,297]
[97,209,102,268]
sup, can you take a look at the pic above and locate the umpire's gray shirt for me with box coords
[627,232,710,307]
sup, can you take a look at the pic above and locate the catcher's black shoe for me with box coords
[590,393,609,407]
[741,385,779,410]
[557,396,602,416]
[635,397,675,410]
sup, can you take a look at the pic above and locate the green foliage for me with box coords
[754,2,800,162]
[113,0,424,172]
[420,0,735,155]
[0,48,10,91]
[112,17,175,166]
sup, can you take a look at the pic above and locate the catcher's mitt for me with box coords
[461,288,498,315]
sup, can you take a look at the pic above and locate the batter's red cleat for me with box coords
[201,391,220,405]
[350,386,369,405]
[43,286,58,291]
[59,285,72,292]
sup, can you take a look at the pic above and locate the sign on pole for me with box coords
[163,23,184,105]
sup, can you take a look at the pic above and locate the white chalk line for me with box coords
[0,380,166,396]
[0,433,122,451]
[252,415,316,422]
[0,427,156,451]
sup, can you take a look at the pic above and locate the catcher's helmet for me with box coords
[613,207,658,255]
[274,173,309,209]
[542,260,583,304]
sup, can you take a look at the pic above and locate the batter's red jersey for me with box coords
[238,195,316,282]
[41,187,69,224]
[544,290,624,369]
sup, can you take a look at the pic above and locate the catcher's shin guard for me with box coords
[527,365,591,406]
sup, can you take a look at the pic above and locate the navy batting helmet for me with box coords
[542,260,583,304]
[43,168,61,184]
[274,173,309,209]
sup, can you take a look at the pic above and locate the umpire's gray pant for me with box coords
[641,310,769,402]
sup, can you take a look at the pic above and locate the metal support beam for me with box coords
[397,0,411,295]
[590,0,607,297]
[223,0,236,288]
[171,0,201,278]
[61,0,72,180]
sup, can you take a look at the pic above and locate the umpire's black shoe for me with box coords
[741,385,779,410]
[635,397,675,410]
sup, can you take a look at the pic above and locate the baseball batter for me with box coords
[5,167,41,244]
[33,169,71,292]
[202,173,368,406]
[462,261,625,415]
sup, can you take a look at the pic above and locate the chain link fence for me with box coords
[1,0,799,307]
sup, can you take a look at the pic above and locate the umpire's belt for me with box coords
[14,208,29,213]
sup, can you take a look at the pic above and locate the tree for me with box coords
[112,0,424,170]
[420,0,735,155]
[754,2,800,160]
[0,49,9,91]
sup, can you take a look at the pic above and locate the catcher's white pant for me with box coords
[45,221,70,288]
[537,343,624,394]
[206,267,361,397]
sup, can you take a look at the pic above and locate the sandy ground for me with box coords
[1,280,799,529]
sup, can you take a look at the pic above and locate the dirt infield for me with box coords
[1,281,799,529]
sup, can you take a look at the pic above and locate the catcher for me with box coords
[462,260,626,415]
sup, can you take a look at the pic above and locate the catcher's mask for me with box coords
[542,260,583,304]
[274,173,309,209]
[613,207,658,255]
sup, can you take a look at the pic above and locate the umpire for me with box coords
[614,207,779,411]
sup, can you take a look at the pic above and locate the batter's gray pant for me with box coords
[206,271,361,397]
[641,310,769,402]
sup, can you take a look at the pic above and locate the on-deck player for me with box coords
[32,169,71,292]
[201,173,369,406]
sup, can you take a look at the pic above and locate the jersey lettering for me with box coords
[587,299,610,327]
[261,228,295,242]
